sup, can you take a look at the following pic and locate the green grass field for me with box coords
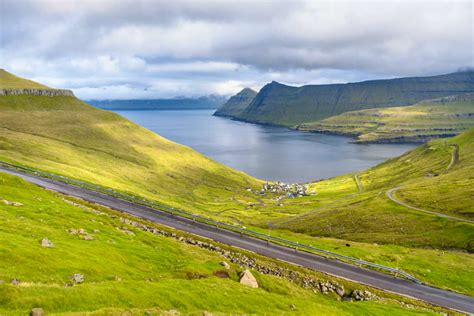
[0,71,473,311]
[298,94,474,143]
[0,172,446,315]
[0,69,50,89]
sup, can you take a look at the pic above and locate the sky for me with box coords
[1,0,473,99]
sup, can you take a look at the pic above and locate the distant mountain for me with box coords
[219,71,474,127]
[213,88,257,117]
[88,95,227,110]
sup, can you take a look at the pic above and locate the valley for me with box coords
[0,70,473,314]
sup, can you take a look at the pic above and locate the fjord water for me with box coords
[116,109,416,182]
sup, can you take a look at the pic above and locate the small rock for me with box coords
[78,228,86,234]
[41,237,53,248]
[202,312,212,316]
[0,280,4,284]
[11,278,20,285]
[71,273,84,284]
[289,304,296,311]
[115,276,122,281]
[93,229,100,233]
[1,199,23,206]
[220,261,230,270]
[239,269,258,288]
[82,234,94,240]
[30,308,44,316]
[165,310,180,315]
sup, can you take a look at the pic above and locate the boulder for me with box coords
[41,237,53,248]
[30,308,44,316]
[71,273,84,284]
[239,269,258,288]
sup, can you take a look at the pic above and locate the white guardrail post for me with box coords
[0,159,421,283]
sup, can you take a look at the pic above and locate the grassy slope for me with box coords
[0,172,440,315]
[0,94,263,214]
[298,94,474,143]
[234,71,474,127]
[0,69,50,89]
[271,128,474,241]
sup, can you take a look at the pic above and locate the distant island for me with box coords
[88,95,227,110]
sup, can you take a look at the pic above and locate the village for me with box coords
[248,182,316,198]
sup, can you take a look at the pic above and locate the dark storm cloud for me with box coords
[1,0,472,99]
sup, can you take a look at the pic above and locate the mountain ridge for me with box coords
[217,71,474,127]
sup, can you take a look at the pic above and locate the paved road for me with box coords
[1,166,473,314]
[386,187,474,224]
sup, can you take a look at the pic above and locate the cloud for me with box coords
[1,0,472,99]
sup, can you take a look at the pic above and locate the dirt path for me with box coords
[386,187,474,224]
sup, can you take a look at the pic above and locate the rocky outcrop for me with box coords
[0,88,74,97]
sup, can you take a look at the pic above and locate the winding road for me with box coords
[386,187,474,224]
[1,165,473,314]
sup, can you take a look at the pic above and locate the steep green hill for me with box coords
[0,70,261,214]
[214,87,257,117]
[298,93,474,143]
[227,71,474,127]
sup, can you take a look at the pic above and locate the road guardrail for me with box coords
[0,159,420,283]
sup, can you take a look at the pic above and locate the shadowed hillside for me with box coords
[214,88,257,117]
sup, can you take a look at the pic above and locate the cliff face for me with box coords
[0,88,75,97]
[213,88,257,117]
[231,71,474,127]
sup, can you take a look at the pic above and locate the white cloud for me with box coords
[1,0,472,99]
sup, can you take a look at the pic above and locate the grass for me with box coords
[0,172,445,315]
[0,94,262,214]
[0,69,50,89]
[298,94,474,143]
